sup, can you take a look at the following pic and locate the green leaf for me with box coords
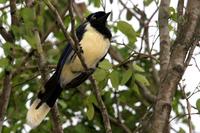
[178,127,186,133]
[196,99,200,112]
[110,70,120,89]
[86,103,94,120]
[0,0,7,3]
[21,8,35,23]
[58,100,67,108]
[37,15,44,31]
[0,58,9,67]
[126,10,133,20]
[24,35,36,49]
[93,69,108,81]
[98,59,112,70]
[135,73,150,86]
[133,64,145,72]
[121,69,132,85]
[117,21,136,44]
[169,7,177,22]
[94,0,101,7]
[87,94,97,106]
[144,0,153,6]
[2,42,13,56]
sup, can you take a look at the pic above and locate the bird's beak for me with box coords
[104,12,111,20]
[99,12,111,23]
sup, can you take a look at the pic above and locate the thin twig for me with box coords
[10,0,18,25]
[0,5,9,10]
[0,72,12,133]
[179,84,192,133]
[135,80,156,103]
[184,45,196,67]
[192,57,200,72]
[170,112,200,123]
[34,28,63,133]
[41,6,69,43]
[109,115,132,133]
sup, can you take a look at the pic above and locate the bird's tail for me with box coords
[26,74,62,128]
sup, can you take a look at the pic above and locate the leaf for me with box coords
[24,35,36,49]
[178,128,186,133]
[93,69,108,81]
[121,69,132,85]
[110,70,120,89]
[58,100,67,108]
[117,21,136,44]
[98,59,112,70]
[0,58,9,67]
[2,42,13,56]
[21,8,35,23]
[133,64,145,72]
[144,0,153,6]
[87,94,97,106]
[135,73,150,86]
[37,15,44,31]
[86,103,94,120]
[94,0,101,7]
[0,0,6,3]
[126,10,133,20]
[196,99,200,112]
[169,7,177,22]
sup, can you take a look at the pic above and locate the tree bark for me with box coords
[151,0,200,132]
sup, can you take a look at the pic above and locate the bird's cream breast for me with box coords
[60,24,110,86]
[69,24,110,71]
[80,24,110,67]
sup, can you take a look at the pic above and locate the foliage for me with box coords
[0,0,199,133]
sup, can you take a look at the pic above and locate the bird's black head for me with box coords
[86,11,112,39]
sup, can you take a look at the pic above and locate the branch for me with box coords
[135,80,156,103]
[25,0,35,7]
[34,29,63,133]
[10,0,18,25]
[159,0,171,82]
[0,1,17,130]
[50,104,63,133]
[41,6,69,43]
[12,50,35,76]
[151,0,200,132]
[119,0,141,23]
[179,84,192,133]
[109,115,132,133]
[0,25,14,42]
[0,72,12,133]
[43,0,112,132]
[177,0,184,33]
[0,4,9,10]
[72,2,85,22]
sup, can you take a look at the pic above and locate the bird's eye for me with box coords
[91,15,96,20]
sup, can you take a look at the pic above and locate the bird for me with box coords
[26,11,112,128]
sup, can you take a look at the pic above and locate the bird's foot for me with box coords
[84,68,95,74]
[78,46,83,53]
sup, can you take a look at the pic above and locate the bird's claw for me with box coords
[84,68,95,74]
[78,46,84,53]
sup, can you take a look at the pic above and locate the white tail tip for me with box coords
[26,99,50,128]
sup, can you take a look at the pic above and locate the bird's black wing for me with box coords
[65,69,94,88]
[64,22,92,89]
[45,22,88,89]
[44,43,75,89]
[76,21,87,41]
